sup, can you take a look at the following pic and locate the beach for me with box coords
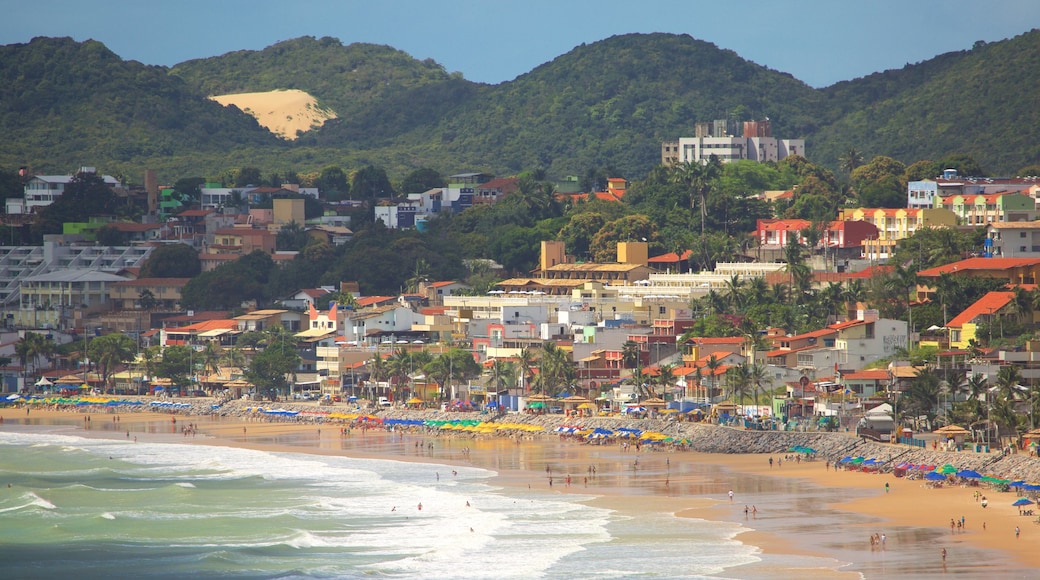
[2,405,1038,578]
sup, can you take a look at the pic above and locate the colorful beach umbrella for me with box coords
[1012,498,1034,507]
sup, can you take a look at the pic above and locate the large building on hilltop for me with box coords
[662,119,805,166]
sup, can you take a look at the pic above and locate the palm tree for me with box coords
[902,367,942,426]
[656,362,678,401]
[202,340,222,378]
[749,362,769,406]
[670,157,722,266]
[404,259,431,294]
[727,363,753,408]
[15,333,41,392]
[724,274,746,311]
[516,347,536,396]
[86,333,136,394]
[994,365,1024,406]
[838,148,864,176]
[704,355,723,401]
[486,359,516,397]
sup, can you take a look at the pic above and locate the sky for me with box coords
[1,0,1038,88]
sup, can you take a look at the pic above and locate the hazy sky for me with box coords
[2,0,1038,87]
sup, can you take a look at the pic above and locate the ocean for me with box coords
[0,428,761,579]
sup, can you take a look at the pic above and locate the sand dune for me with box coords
[210,89,337,140]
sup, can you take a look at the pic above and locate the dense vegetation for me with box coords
[2,31,1040,181]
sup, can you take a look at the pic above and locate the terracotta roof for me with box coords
[989,221,1040,229]
[429,281,458,288]
[108,222,162,232]
[759,219,811,231]
[828,319,867,330]
[177,209,213,217]
[687,336,744,345]
[648,250,693,263]
[299,288,330,299]
[111,277,191,287]
[947,291,1015,328]
[165,319,237,333]
[918,257,1040,277]
[355,296,395,308]
[840,370,890,381]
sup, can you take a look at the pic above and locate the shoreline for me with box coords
[3,405,1038,578]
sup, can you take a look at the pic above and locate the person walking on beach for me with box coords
[744,505,749,518]
[1015,526,1020,538]
[885,482,889,493]
[728,489,734,502]
[941,547,947,562]
[752,505,757,518]
[769,457,773,469]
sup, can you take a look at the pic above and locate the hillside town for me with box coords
[5,139,1040,454]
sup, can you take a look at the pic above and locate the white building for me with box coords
[672,120,804,165]
[5,168,121,214]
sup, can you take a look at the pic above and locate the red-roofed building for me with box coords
[917,257,1040,286]
[421,281,467,305]
[109,277,191,310]
[209,227,277,255]
[354,296,397,309]
[946,291,1016,349]
[681,336,746,363]
[756,219,877,253]
[647,250,693,273]
[474,177,520,205]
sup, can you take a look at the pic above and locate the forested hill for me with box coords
[1,31,1039,180]
[0,37,282,173]
[812,30,1040,173]
[169,36,478,148]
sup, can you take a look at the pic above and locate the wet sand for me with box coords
[3,408,1037,578]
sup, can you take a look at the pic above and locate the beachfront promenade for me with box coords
[16,395,1040,484]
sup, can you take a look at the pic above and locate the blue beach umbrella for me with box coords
[924,472,947,481]
[956,469,982,479]
[1012,498,1034,507]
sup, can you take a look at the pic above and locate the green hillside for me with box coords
[1,31,1039,181]
[813,30,1040,173]
[0,37,282,176]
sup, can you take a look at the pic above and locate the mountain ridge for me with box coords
[1,31,1037,181]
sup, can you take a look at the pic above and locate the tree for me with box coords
[276,221,310,252]
[838,148,864,176]
[318,165,349,197]
[670,157,722,266]
[155,345,193,390]
[15,332,44,392]
[902,367,942,425]
[517,347,536,395]
[486,359,516,397]
[173,177,206,205]
[86,333,136,393]
[245,344,301,401]
[727,363,753,408]
[139,243,202,278]
[351,165,394,198]
[132,289,157,313]
[399,168,446,193]
[234,167,262,187]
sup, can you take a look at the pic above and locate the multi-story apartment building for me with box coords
[664,120,805,166]
[839,207,958,259]
[4,168,121,214]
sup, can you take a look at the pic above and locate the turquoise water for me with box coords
[0,429,760,579]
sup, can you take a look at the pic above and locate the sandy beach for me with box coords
[3,406,1037,578]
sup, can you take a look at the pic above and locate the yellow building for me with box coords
[839,207,958,259]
